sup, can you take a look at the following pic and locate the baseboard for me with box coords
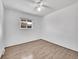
[0,48,5,58]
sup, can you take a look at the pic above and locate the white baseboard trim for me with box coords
[0,48,5,58]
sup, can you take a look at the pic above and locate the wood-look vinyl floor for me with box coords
[1,39,78,59]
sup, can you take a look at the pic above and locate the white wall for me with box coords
[0,0,5,57]
[42,3,78,51]
[4,8,43,47]
[0,0,3,41]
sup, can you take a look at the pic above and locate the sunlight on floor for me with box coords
[22,54,33,59]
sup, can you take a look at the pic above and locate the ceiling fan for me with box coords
[27,0,52,11]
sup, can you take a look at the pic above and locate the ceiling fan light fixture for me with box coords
[36,7,42,11]
[35,2,43,12]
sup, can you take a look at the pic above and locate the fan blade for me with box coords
[42,4,52,9]
[40,0,44,2]
[27,0,44,3]
[26,0,36,3]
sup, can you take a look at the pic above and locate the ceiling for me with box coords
[2,0,77,16]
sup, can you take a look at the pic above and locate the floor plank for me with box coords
[1,39,78,59]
